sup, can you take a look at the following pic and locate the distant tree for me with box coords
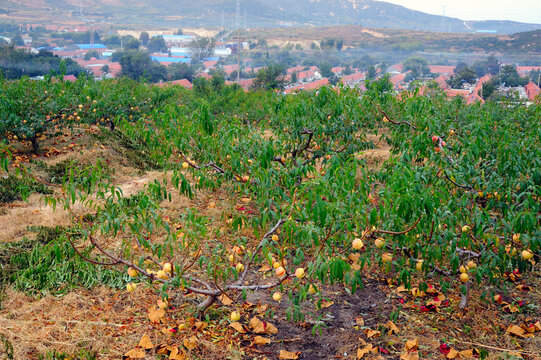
[100,64,110,74]
[319,61,333,78]
[495,65,528,87]
[0,37,8,46]
[529,69,541,86]
[0,47,85,79]
[403,56,430,78]
[480,80,497,100]
[175,29,183,35]
[320,39,335,50]
[147,36,167,53]
[291,71,298,83]
[103,35,121,47]
[448,66,477,88]
[335,39,344,51]
[367,64,376,80]
[276,50,294,67]
[168,63,194,81]
[84,50,100,60]
[343,65,353,76]
[353,55,374,71]
[188,37,216,62]
[10,34,24,46]
[252,65,286,91]
[310,42,319,50]
[295,43,303,50]
[139,32,150,46]
[486,55,500,75]
[110,51,123,62]
[119,50,167,82]
[125,38,140,50]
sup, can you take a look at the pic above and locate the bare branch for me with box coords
[376,216,422,235]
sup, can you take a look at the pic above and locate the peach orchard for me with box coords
[1,74,539,319]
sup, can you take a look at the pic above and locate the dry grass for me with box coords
[0,287,150,359]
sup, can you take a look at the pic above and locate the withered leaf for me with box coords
[229,322,246,333]
[148,307,166,323]
[357,344,378,359]
[183,336,198,350]
[169,346,185,360]
[253,336,272,345]
[386,321,399,335]
[278,350,300,359]
[219,294,234,305]
[195,321,208,331]
[249,317,278,334]
[139,334,153,349]
[320,300,334,309]
[364,328,381,338]
[506,325,526,338]
[124,348,145,359]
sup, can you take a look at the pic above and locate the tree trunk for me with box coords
[30,137,39,153]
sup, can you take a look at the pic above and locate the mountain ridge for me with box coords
[0,0,539,34]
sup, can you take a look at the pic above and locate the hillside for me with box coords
[0,0,539,34]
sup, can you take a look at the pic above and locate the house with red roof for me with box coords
[203,60,219,69]
[471,74,492,99]
[284,78,330,94]
[225,79,255,90]
[332,67,345,75]
[444,89,470,99]
[434,74,451,90]
[390,73,406,89]
[340,72,365,86]
[222,64,240,75]
[287,66,304,74]
[387,63,404,73]
[155,79,193,89]
[517,66,541,77]
[428,65,455,75]
[524,82,541,101]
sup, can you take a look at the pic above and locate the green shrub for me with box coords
[0,174,52,203]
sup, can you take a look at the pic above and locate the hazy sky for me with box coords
[379,0,541,24]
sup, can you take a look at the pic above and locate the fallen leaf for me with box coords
[279,350,300,359]
[195,321,208,331]
[169,346,185,360]
[249,317,278,334]
[183,336,198,350]
[386,320,399,335]
[355,316,365,327]
[124,348,145,359]
[259,264,272,272]
[357,344,378,359]
[405,338,419,352]
[507,325,526,338]
[447,348,460,359]
[459,349,473,357]
[148,307,166,323]
[364,328,381,338]
[139,334,153,349]
[230,322,246,333]
[400,351,419,360]
[219,294,234,305]
[253,336,271,345]
[320,300,334,309]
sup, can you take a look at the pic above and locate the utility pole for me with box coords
[440,6,446,33]
[236,0,241,83]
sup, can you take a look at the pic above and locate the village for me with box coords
[2,23,540,103]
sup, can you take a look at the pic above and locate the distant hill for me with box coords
[0,0,539,34]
